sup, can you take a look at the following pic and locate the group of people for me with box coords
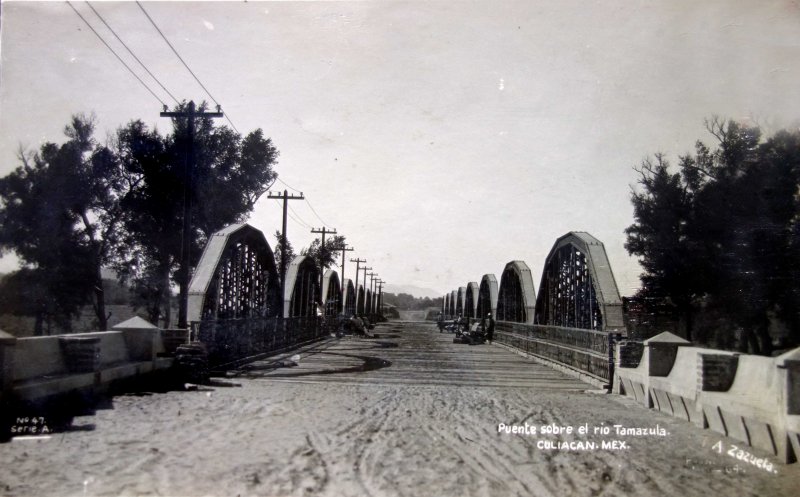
[436,312,495,343]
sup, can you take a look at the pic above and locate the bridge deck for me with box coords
[1,321,797,497]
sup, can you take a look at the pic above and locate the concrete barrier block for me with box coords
[645,332,690,377]
[651,388,673,415]
[704,405,727,436]
[744,418,778,456]
[666,392,691,421]
[720,409,749,445]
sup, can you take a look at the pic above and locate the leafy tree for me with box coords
[112,102,279,326]
[273,230,296,276]
[303,234,346,270]
[0,115,129,331]
[626,118,800,353]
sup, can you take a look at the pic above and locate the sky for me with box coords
[1,0,799,299]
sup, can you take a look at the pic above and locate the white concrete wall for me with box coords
[615,340,800,463]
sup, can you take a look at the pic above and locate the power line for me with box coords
[288,203,313,229]
[66,1,165,106]
[277,177,302,193]
[305,198,333,229]
[135,1,240,134]
[85,1,180,105]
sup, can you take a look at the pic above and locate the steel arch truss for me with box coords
[477,274,498,319]
[465,282,479,318]
[496,261,536,323]
[188,223,281,322]
[534,232,623,331]
[456,287,466,316]
[343,279,356,316]
[283,255,321,318]
[322,270,342,317]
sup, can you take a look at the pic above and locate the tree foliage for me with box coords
[626,118,800,353]
[0,115,129,331]
[302,234,347,271]
[0,104,280,332]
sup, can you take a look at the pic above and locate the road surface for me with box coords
[1,321,798,496]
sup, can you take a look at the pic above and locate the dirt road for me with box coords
[1,321,798,496]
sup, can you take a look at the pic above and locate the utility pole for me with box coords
[161,100,223,330]
[267,189,305,316]
[367,272,378,314]
[377,280,385,316]
[339,245,354,282]
[310,227,336,292]
[350,258,366,314]
[361,266,372,314]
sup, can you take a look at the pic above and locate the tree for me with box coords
[626,118,800,353]
[112,103,279,326]
[624,154,698,340]
[0,115,128,331]
[303,234,347,271]
[273,230,296,274]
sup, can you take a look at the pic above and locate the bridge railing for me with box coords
[494,321,616,386]
[193,316,325,367]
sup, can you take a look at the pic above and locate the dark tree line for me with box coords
[382,293,443,311]
[625,118,800,354]
[0,103,279,334]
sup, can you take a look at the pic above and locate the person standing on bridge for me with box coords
[485,313,495,344]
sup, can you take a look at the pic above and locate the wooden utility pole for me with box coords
[339,245,354,282]
[310,227,336,292]
[367,272,378,314]
[377,280,385,316]
[161,101,223,329]
[267,189,305,316]
[350,258,366,299]
[360,266,372,314]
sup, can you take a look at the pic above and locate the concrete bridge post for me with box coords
[0,330,16,406]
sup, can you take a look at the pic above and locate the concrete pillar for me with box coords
[0,330,17,403]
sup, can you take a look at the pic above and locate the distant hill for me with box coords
[383,284,443,299]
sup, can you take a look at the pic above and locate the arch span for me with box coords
[342,279,356,316]
[465,282,479,318]
[496,261,536,324]
[449,290,457,317]
[283,255,321,318]
[322,270,342,316]
[357,285,366,315]
[477,274,498,319]
[188,223,281,322]
[534,231,623,331]
[456,287,466,316]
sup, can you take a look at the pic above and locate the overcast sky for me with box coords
[1,0,799,298]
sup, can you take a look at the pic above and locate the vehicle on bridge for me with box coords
[453,321,486,345]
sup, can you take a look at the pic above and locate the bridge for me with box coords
[1,222,799,497]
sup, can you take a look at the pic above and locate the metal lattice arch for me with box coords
[342,279,356,316]
[534,231,624,331]
[188,223,281,322]
[496,261,536,323]
[456,287,466,316]
[322,270,342,317]
[477,274,498,319]
[283,255,321,318]
[465,282,479,318]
